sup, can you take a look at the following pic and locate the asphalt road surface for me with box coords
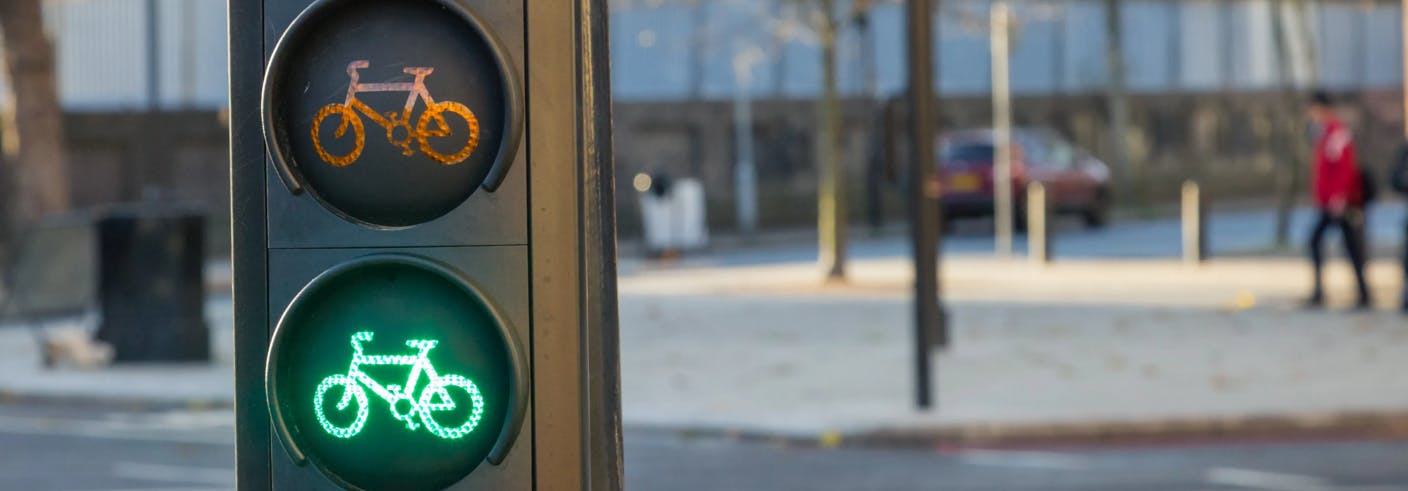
[3,400,1408,491]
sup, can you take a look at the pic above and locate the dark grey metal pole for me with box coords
[906,0,940,410]
[145,0,159,109]
[143,0,161,198]
[579,0,623,487]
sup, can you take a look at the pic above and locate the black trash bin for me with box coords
[92,205,209,362]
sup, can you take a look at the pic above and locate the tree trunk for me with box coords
[817,0,847,282]
[1102,0,1133,207]
[0,0,71,225]
[1270,0,1299,248]
[857,1,886,235]
[1271,0,1319,248]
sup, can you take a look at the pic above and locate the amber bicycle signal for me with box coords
[312,60,480,167]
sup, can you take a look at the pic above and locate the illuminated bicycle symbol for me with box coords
[314,331,485,440]
[311,60,480,167]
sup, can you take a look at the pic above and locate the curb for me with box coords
[630,411,1408,450]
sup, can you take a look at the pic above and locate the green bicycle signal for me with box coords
[266,254,525,490]
[314,330,485,440]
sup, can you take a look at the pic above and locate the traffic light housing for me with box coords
[229,0,621,489]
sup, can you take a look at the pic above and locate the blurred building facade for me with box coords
[611,0,1397,99]
[1,0,1402,237]
[610,0,1404,234]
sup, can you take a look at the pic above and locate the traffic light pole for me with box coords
[228,0,271,485]
[577,0,625,485]
[906,0,942,410]
[529,0,623,488]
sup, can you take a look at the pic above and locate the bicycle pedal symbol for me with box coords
[314,331,485,440]
[311,60,481,167]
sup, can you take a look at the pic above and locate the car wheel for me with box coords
[1083,188,1110,229]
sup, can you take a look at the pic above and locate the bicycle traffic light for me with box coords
[230,0,621,489]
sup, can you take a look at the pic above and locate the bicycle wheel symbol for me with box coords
[311,105,365,167]
[417,374,486,439]
[417,101,480,166]
[314,374,370,439]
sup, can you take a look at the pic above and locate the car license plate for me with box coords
[951,173,981,192]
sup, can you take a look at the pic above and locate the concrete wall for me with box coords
[63,111,229,210]
[0,111,233,255]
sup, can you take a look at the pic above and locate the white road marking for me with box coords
[958,449,1091,470]
[110,462,234,486]
[1205,467,1329,491]
[0,414,231,445]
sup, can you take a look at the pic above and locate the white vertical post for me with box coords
[1182,180,1206,265]
[991,2,1014,258]
[1028,182,1049,266]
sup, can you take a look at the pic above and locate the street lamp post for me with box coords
[990,2,1014,258]
[733,46,762,236]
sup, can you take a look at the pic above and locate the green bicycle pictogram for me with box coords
[314,331,485,440]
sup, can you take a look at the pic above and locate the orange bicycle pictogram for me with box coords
[312,60,480,167]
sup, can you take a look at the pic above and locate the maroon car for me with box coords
[936,128,1112,229]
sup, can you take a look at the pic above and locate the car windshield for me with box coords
[939,142,994,163]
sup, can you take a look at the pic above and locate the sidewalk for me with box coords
[619,256,1408,445]
[3,252,1408,445]
[0,296,234,408]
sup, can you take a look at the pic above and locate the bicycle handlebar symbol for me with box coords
[311,60,481,167]
[314,331,485,440]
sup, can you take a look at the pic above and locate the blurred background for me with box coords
[2,0,1408,490]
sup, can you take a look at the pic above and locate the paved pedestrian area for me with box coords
[0,297,233,407]
[619,256,1408,439]
[0,251,1406,441]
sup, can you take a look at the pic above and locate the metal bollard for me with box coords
[1182,180,1207,265]
[1027,182,1050,265]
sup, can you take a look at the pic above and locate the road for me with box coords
[3,400,1408,491]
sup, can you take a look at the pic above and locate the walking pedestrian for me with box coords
[1304,90,1371,309]
[1391,142,1408,312]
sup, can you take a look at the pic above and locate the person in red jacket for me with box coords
[1305,90,1370,308]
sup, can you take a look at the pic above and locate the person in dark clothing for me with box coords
[1304,90,1371,309]
[1391,143,1408,312]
